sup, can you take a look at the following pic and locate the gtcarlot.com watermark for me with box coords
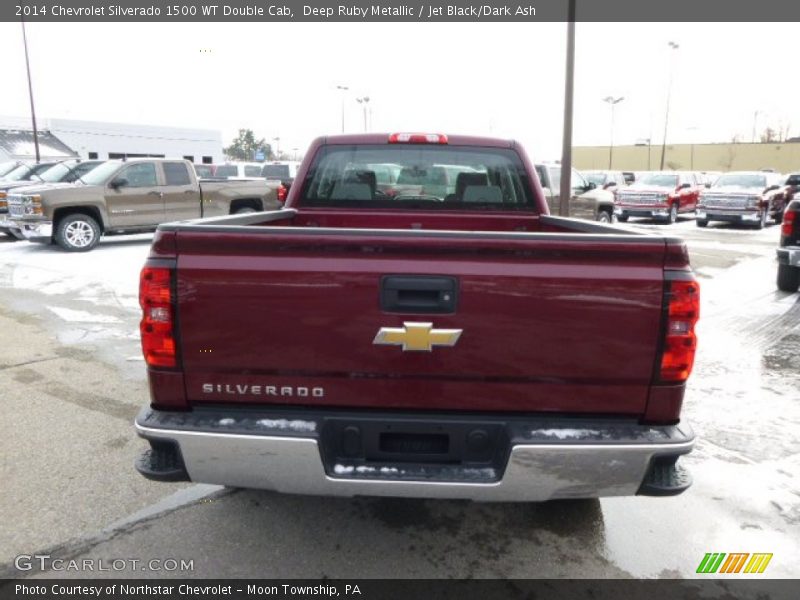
[15,554,194,572]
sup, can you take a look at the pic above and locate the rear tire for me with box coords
[617,214,629,222]
[3,232,20,241]
[55,213,101,252]
[774,210,784,225]
[696,219,708,228]
[777,263,800,292]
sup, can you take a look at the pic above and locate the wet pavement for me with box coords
[1,218,798,579]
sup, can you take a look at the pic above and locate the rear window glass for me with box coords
[194,165,214,178]
[301,145,533,209]
[263,164,291,179]
[244,165,262,177]
[163,162,192,185]
[215,165,238,177]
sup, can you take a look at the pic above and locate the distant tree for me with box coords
[759,127,777,143]
[224,129,272,161]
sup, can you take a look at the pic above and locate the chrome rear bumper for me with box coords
[135,407,695,501]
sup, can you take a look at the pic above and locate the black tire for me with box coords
[596,210,612,223]
[774,210,783,225]
[696,219,708,228]
[617,214,629,222]
[754,209,767,230]
[777,263,800,292]
[55,213,101,252]
[666,203,678,224]
[3,232,20,241]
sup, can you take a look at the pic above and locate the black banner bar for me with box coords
[3,0,800,22]
[2,579,799,600]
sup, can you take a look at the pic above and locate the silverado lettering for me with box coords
[202,384,325,397]
[135,133,699,501]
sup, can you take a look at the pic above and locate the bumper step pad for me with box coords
[135,441,190,482]
[638,459,692,496]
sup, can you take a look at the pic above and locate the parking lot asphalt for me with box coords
[1,217,798,579]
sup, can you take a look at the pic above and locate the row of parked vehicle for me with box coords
[0,158,280,251]
[583,168,798,229]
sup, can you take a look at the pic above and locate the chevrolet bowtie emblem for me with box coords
[373,322,462,352]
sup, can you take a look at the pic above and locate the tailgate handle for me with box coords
[381,276,458,314]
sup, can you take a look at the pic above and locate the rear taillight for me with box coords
[659,279,700,383]
[139,266,176,368]
[277,184,287,203]
[781,208,797,238]
[388,132,448,144]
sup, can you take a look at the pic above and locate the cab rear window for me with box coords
[300,145,534,209]
[263,164,291,179]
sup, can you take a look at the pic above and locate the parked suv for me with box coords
[615,171,702,224]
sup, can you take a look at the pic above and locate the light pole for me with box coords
[659,41,680,171]
[336,85,349,133]
[356,96,370,132]
[21,19,40,163]
[603,96,624,169]
[558,0,576,217]
[272,137,280,159]
[291,147,299,161]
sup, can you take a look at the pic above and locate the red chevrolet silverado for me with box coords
[134,133,699,501]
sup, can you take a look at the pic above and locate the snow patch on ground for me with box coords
[47,306,121,323]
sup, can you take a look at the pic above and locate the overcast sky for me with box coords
[0,22,797,159]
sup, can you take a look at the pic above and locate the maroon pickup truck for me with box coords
[134,133,699,501]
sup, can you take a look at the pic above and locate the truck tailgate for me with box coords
[175,229,666,416]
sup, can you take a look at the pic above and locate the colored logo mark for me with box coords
[696,553,773,574]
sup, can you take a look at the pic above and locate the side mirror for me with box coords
[765,184,780,192]
[704,182,712,188]
[603,182,616,190]
[586,182,597,191]
[678,182,691,190]
[110,177,128,190]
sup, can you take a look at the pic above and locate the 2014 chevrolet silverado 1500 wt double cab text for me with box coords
[134,133,700,501]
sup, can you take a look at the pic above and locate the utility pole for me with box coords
[336,85,349,133]
[356,96,370,132]
[21,18,40,163]
[558,0,576,217]
[659,41,679,171]
[603,96,624,169]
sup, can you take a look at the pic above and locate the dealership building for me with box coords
[0,116,223,164]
